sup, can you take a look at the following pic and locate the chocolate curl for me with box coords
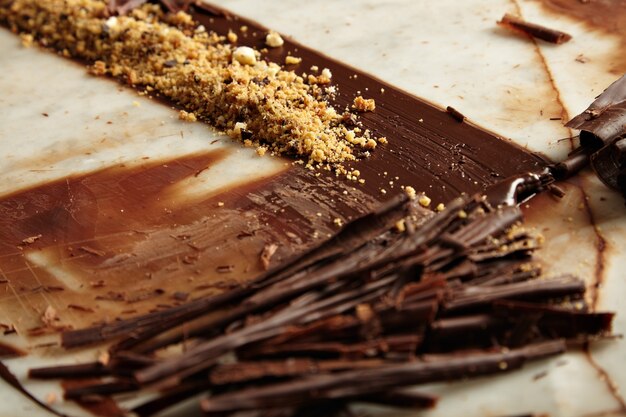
[567,75,626,148]
[566,75,626,197]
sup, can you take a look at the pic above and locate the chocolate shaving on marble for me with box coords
[27,186,613,417]
[565,75,626,198]
[498,13,572,44]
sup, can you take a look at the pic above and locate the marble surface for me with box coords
[1,0,625,416]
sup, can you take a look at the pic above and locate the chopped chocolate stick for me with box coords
[199,341,566,413]
[492,300,614,338]
[132,380,209,417]
[63,195,416,349]
[363,390,438,409]
[29,362,110,380]
[38,188,612,416]
[210,359,389,385]
[498,13,572,44]
[236,335,421,363]
[445,275,585,311]
[64,380,139,400]
[134,276,396,385]
[62,286,252,348]
[446,106,466,123]
[552,146,593,180]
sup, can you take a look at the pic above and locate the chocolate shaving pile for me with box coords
[28,191,612,416]
[565,75,626,197]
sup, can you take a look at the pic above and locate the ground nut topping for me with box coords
[0,0,384,166]
[265,30,284,48]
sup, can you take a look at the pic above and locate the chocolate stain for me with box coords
[512,0,622,407]
[575,177,626,412]
[539,0,626,74]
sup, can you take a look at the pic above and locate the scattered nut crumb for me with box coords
[418,194,431,207]
[217,201,225,207]
[321,68,332,79]
[22,234,42,245]
[227,30,238,43]
[404,186,417,200]
[20,33,34,47]
[45,392,58,405]
[42,305,57,327]
[260,243,279,270]
[285,55,302,65]
[333,217,343,227]
[436,203,445,212]
[3,0,380,166]
[256,146,267,156]
[232,46,256,65]
[265,31,284,48]
[395,219,406,233]
[98,350,110,365]
[178,110,197,122]
[353,96,376,112]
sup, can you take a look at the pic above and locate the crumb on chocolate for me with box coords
[179,110,197,122]
[265,31,284,48]
[285,55,302,65]
[353,95,376,112]
[404,186,417,200]
[418,194,431,207]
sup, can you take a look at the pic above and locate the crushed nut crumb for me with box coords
[404,186,417,200]
[265,31,284,48]
[418,194,431,207]
[232,46,256,65]
[179,110,197,122]
[285,55,302,65]
[353,96,376,112]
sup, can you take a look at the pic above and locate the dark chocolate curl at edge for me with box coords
[565,75,626,197]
